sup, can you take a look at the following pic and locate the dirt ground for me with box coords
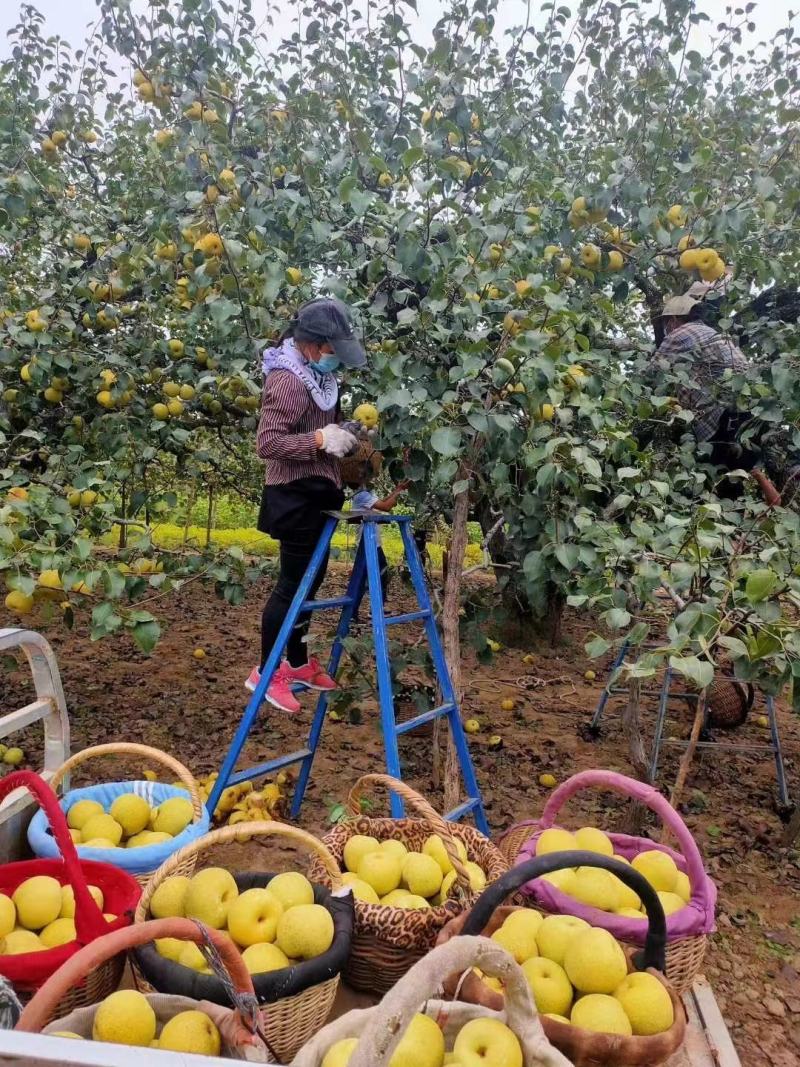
[3,566,800,1065]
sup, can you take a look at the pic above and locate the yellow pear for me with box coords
[1,929,44,953]
[183,868,238,928]
[614,971,674,1035]
[152,796,193,837]
[149,875,191,919]
[571,993,632,1036]
[110,793,151,837]
[341,873,380,904]
[92,990,156,1047]
[276,903,333,959]
[522,956,573,1017]
[343,834,380,873]
[453,1018,521,1067]
[573,827,614,856]
[267,872,314,911]
[569,867,621,912]
[158,1010,221,1056]
[631,850,678,893]
[357,852,403,897]
[322,1038,359,1067]
[80,814,123,846]
[241,942,290,974]
[66,799,104,830]
[390,1012,446,1067]
[564,927,628,994]
[0,894,15,938]
[535,828,576,856]
[226,888,284,946]
[40,917,76,948]
[402,853,443,898]
[535,914,589,965]
[13,876,62,930]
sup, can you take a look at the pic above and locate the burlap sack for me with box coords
[42,993,270,1062]
[291,935,571,1067]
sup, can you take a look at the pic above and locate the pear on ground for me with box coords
[183,868,238,929]
[536,914,589,965]
[341,873,380,904]
[13,875,62,929]
[632,850,678,893]
[389,1012,445,1067]
[343,834,380,873]
[522,956,573,1017]
[573,827,614,856]
[564,927,628,994]
[535,828,576,856]
[402,853,443,898]
[453,1017,522,1067]
[149,875,191,919]
[276,903,333,959]
[92,989,156,1046]
[242,942,290,974]
[614,971,675,1034]
[357,851,402,897]
[110,793,151,837]
[571,994,632,1036]
[267,872,314,911]
[60,884,103,918]
[158,1010,221,1055]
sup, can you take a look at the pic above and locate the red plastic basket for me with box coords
[0,771,141,1016]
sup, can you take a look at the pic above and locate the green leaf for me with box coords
[430,427,461,457]
[130,619,161,653]
[745,569,778,603]
[586,635,611,658]
[669,655,713,689]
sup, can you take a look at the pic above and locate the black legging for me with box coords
[261,528,331,669]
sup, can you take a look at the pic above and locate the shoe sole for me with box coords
[264,691,300,714]
[244,679,258,693]
[293,680,337,692]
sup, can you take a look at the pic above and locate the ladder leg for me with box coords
[589,639,629,730]
[399,523,489,834]
[649,665,673,783]
[290,539,369,818]
[767,694,790,809]
[363,522,405,819]
[207,517,338,817]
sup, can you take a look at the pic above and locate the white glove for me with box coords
[318,423,359,458]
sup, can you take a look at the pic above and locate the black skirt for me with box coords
[257,476,344,540]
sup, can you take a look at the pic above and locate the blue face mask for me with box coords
[308,354,341,375]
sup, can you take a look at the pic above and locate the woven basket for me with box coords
[339,439,382,488]
[132,820,352,1063]
[32,742,208,887]
[705,676,754,729]
[15,917,269,1061]
[499,770,716,993]
[0,771,141,1021]
[309,773,508,995]
[438,853,687,1067]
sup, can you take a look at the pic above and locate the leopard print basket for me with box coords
[308,774,508,995]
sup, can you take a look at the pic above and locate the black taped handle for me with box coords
[461,851,667,974]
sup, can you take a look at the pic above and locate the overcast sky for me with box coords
[0,0,796,62]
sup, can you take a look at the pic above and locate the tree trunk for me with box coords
[183,482,198,546]
[664,691,706,841]
[621,678,652,834]
[440,479,471,814]
[205,483,214,548]
[118,482,127,549]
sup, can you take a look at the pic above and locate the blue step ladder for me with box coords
[206,511,489,834]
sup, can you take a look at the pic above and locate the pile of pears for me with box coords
[148,867,334,975]
[340,832,489,908]
[48,989,222,1054]
[480,908,675,1038]
[535,826,691,918]
[0,875,115,955]
[65,792,194,850]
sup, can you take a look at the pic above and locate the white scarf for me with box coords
[261,337,338,411]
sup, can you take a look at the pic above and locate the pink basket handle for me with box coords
[539,769,709,900]
[16,918,257,1033]
[0,771,106,944]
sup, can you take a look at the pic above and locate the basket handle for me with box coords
[0,771,106,943]
[538,769,709,902]
[15,917,255,1033]
[136,819,343,922]
[49,742,203,820]
[348,935,571,1067]
[462,852,667,974]
[346,773,471,894]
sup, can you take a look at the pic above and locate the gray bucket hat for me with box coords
[292,297,367,368]
[660,293,700,318]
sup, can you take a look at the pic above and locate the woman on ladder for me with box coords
[246,297,367,712]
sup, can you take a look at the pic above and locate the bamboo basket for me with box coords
[309,773,508,995]
[496,770,716,993]
[16,917,269,1061]
[43,742,207,887]
[438,852,687,1067]
[132,820,352,1063]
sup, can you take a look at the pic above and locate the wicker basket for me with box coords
[499,769,716,993]
[15,917,269,1060]
[32,742,208,887]
[308,773,508,995]
[132,820,352,1063]
[339,439,382,488]
[438,853,687,1067]
[705,675,754,729]
[0,771,141,1021]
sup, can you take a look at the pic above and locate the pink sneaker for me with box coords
[244,665,301,714]
[285,657,337,692]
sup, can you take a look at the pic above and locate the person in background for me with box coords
[342,442,410,608]
[247,297,366,713]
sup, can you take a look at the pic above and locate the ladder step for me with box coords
[395,703,456,735]
[384,609,431,626]
[444,797,480,822]
[300,596,353,611]
[228,750,312,785]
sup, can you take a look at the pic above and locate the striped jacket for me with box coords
[256,370,341,487]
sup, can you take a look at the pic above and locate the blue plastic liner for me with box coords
[28,780,211,877]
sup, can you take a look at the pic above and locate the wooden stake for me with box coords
[441,477,471,814]
[664,690,706,841]
[621,677,652,833]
